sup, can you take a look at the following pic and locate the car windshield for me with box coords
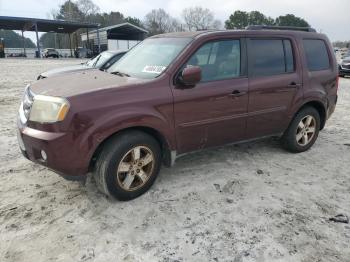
[86,52,115,68]
[107,37,192,79]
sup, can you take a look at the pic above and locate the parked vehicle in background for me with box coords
[339,56,350,77]
[75,47,93,58]
[7,53,27,58]
[341,49,350,59]
[17,26,338,200]
[43,48,59,58]
[37,50,127,80]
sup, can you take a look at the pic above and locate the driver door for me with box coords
[172,38,249,154]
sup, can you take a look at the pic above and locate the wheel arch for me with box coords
[88,126,173,172]
[295,100,327,130]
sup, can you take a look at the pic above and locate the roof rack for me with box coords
[246,25,317,33]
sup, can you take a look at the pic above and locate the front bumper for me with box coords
[339,65,350,75]
[17,118,88,181]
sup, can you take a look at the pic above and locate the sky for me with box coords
[0,0,349,43]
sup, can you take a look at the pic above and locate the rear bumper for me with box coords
[327,94,337,121]
[17,118,89,181]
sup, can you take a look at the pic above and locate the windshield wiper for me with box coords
[111,71,130,77]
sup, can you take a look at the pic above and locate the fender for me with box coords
[75,105,176,167]
[288,89,327,129]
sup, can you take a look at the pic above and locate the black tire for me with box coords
[281,107,321,153]
[93,131,161,201]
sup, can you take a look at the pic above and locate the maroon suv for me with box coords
[17,26,338,200]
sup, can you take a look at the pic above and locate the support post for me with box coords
[86,28,89,49]
[21,30,26,57]
[34,23,40,58]
[69,33,73,57]
[96,27,100,53]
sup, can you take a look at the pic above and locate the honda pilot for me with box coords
[17,26,338,200]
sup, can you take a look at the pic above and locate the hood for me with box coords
[30,69,145,97]
[40,64,91,78]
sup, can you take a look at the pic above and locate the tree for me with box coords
[0,30,35,48]
[248,11,274,26]
[225,11,310,29]
[144,9,177,35]
[55,0,84,21]
[275,14,309,27]
[225,11,249,29]
[76,0,100,17]
[124,17,144,28]
[182,7,220,31]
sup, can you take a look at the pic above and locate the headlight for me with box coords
[29,95,70,123]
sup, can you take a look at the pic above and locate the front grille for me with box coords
[20,85,35,122]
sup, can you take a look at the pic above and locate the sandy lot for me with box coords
[0,58,350,262]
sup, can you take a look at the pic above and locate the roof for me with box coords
[86,22,148,34]
[151,28,323,39]
[0,16,99,33]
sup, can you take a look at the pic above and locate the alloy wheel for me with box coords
[296,115,316,146]
[116,146,155,191]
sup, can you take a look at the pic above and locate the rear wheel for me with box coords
[93,131,161,200]
[281,107,320,153]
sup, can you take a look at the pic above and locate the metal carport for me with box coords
[0,16,100,57]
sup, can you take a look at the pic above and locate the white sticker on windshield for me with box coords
[142,65,166,74]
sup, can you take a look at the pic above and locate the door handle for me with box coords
[229,90,247,97]
[287,82,301,88]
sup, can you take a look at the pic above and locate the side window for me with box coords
[303,39,330,71]
[185,40,241,82]
[250,39,295,76]
[104,54,124,69]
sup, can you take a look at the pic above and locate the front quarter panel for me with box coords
[67,79,175,170]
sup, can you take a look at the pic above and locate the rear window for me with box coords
[303,39,330,71]
[250,39,294,76]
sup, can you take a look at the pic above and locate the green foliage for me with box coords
[275,14,309,27]
[225,11,310,29]
[124,17,144,28]
[0,30,35,48]
[225,11,249,29]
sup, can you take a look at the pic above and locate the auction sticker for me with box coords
[142,65,166,74]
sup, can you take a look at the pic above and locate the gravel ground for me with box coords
[0,58,350,262]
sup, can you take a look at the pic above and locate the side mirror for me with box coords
[178,66,201,88]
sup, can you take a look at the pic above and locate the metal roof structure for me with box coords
[0,16,99,33]
[80,22,147,51]
[86,22,148,35]
[0,16,101,57]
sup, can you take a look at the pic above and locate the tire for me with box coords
[281,107,321,153]
[93,131,161,201]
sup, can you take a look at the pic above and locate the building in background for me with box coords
[81,22,148,52]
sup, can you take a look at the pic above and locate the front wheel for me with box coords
[281,107,321,153]
[93,131,161,200]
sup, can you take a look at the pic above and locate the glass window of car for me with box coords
[184,40,241,82]
[303,39,330,71]
[250,39,296,76]
[102,53,125,69]
[107,38,192,79]
[86,51,115,68]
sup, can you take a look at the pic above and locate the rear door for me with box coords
[246,37,303,139]
[172,38,249,153]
